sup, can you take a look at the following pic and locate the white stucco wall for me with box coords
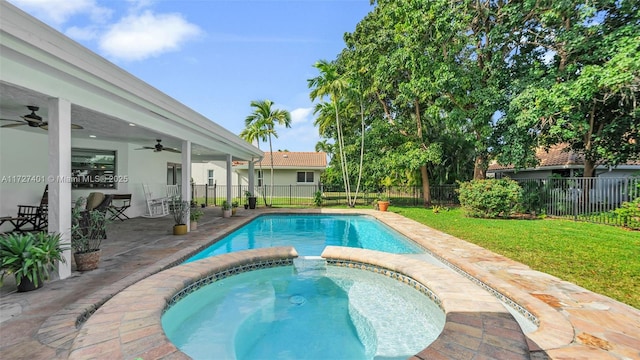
[191,162,240,186]
[235,168,322,187]
[0,129,50,231]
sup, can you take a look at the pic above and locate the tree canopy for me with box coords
[312,0,639,195]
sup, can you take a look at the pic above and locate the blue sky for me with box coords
[8,0,373,152]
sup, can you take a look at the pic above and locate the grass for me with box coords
[388,206,640,309]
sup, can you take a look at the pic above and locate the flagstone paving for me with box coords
[0,207,638,359]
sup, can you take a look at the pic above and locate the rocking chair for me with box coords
[16,185,49,232]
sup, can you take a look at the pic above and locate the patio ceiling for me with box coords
[0,82,230,161]
[0,2,262,163]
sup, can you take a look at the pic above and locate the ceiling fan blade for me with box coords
[164,148,181,153]
[1,123,26,128]
[0,118,23,123]
[37,123,84,130]
[20,115,43,123]
[135,146,155,150]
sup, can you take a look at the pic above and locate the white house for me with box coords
[0,2,262,279]
[192,151,328,187]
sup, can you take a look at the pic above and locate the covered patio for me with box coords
[0,2,261,281]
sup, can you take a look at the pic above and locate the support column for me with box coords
[48,98,72,280]
[181,140,191,230]
[248,159,255,195]
[226,154,232,206]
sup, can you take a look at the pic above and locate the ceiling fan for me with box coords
[0,106,83,129]
[136,139,181,153]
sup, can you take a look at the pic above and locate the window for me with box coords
[258,170,263,187]
[71,148,117,189]
[167,163,181,185]
[207,170,215,186]
[297,171,314,183]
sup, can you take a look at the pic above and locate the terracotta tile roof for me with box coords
[235,152,327,169]
[488,144,640,171]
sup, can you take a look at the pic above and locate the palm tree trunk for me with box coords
[352,97,365,207]
[335,102,351,206]
[268,134,274,206]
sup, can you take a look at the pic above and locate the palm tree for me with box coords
[308,60,355,206]
[245,100,291,206]
[315,139,334,162]
[239,118,269,204]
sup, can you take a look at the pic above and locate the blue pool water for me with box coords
[162,264,445,360]
[186,214,423,262]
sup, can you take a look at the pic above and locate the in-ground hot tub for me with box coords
[162,257,446,360]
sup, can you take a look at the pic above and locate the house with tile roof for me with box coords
[192,151,328,187]
[487,144,640,179]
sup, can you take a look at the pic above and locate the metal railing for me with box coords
[515,177,640,228]
[190,184,459,207]
[191,178,639,229]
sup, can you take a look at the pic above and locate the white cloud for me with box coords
[65,25,99,41]
[289,107,313,125]
[278,124,321,151]
[9,0,111,25]
[99,10,202,61]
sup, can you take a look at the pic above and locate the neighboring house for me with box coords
[192,161,233,186]
[488,144,640,179]
[191,152,328,187]
[234,151,328,188]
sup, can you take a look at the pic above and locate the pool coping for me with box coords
[69,246,530,359]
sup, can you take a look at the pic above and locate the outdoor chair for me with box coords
[142,184,169,218]
[16,185,49,232]
[108,194,132,221]
[166,184,180,200]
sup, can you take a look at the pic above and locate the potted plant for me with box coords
[0,232,68,292]
[71,198,109,271]
[245,191,257,209]
[190,207,204,231]
[377,194,390,212]
[170,197,190,235]
[221,200,232,218]
[232,201,239,216]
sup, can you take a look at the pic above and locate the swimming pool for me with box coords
[162,261,446,360]
[186,214,424,262]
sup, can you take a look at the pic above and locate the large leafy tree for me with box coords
[499,0,640,175]
[338,0,466,205]
[244,100,291,205]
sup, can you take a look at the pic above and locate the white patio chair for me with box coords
[166,184,180,200]
[142,184,169,218]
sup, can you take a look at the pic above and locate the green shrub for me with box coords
[457,179,523,218]
[520,180,547,216]
[613,197,640,228]
[313,191,323,207]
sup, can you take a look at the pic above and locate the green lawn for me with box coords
[390,206,640,310]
